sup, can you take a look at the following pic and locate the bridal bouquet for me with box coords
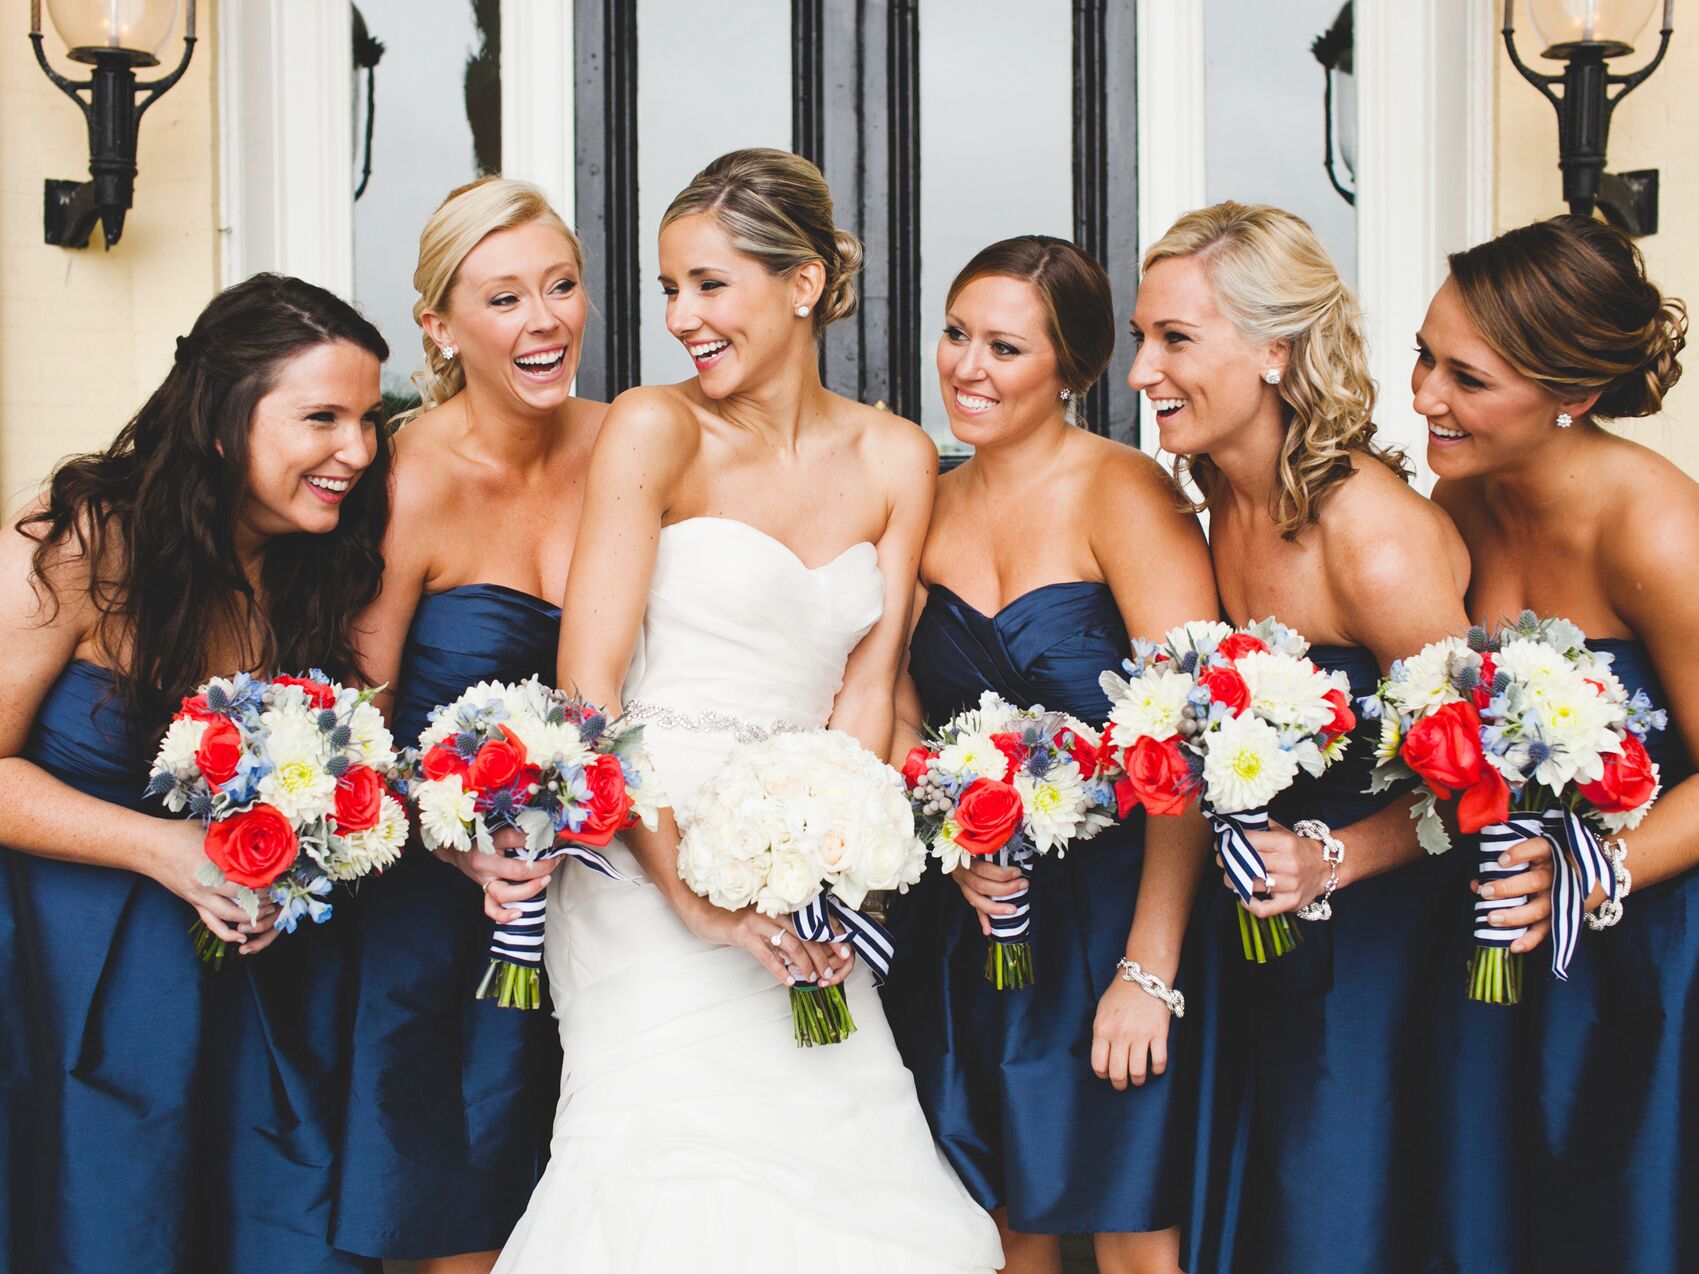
[411,677,663,1008]
[1098,619,1356,963]
[902,691,1118,990]
[1363,613,1660,1003]
[147,671,408,968]
[678,729,925,1046]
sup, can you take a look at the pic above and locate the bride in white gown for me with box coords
[494,149,1002,1273]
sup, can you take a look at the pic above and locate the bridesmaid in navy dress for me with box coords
[0,275,391,1272]
[333,178,606,1274]
[882,236,1217,1274]
[1422,214,1697,1274]
[1129,203,1502,1274]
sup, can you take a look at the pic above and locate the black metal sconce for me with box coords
[28,0,198,249]
[352,4,385,201]
[1311,2,1356,206]
[1502,0,1675,236]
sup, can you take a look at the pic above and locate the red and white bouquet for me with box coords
[1364,613,1659,1003]
[1098,619,1356,962]
[901,691,1118,989]
[411,677,663,1008]
[147,670,408,967]
[678,729,925,1046]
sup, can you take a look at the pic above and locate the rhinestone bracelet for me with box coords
[1292,818,1345,922]
[1585,836,1632,930]
[1115,958,1185,1018]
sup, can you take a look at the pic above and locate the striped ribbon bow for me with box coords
[1474,807,1615,980]
[1211,804,1272,902]
[789,890,897,984]
[488,842,625,971]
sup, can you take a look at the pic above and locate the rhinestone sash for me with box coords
[621,698,810,745]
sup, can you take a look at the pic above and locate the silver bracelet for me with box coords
[1116,958,1185,1018]
[1292,818,1345,922]
[1585,837,1632,930]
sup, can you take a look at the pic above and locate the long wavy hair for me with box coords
[17,273,393,732]
[1143,201,1408,539]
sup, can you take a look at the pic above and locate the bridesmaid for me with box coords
[333,178,605,1274]
[1419,214,1696,1274]
[881,236,1217,1274]
[0,274,390,1272]
[1128,203,1490,1274]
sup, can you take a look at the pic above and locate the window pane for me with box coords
[637,0,792,386]
[918,0,1073,453]
[351,0,501,404]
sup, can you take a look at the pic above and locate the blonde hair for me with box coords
[398,176,585,425]
[1143,201,1407,538]
[660,148,863,333]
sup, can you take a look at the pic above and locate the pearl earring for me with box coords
[1556,412,1574,428]
[1263,369,1281,385]
[795,304,811,318]
[441,346,457,360]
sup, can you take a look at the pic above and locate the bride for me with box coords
[494,149,1003,1272]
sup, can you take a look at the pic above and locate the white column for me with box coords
[501,0,576,222]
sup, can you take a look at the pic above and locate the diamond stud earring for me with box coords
[1263,369,1281,385]
[1556,412,1574,428]
[1059,388,1073,401]
[442,346,457,360]
[795,304,811,318]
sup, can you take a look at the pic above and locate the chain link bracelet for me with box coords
[1292,818,1345,922]
[1115,958,1185,1018]
[1585,836,1632,930]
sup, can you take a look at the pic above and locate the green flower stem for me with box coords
[983,940,1036,991]
[1237,905,1303,963]
[476,959,543,1010]
[188,919,231,971]
[790,983,856,1047]
[1466,945,1522,1005]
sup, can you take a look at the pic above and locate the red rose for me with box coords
[571,754,632,848]
[333,764,385,832]
[990,732,1026,782]
[1476,655,1499,711]
[952,778,1024,856]
[1401,701,1486,796]
[421,741,469,782]
[204,804,299,889]
[177,693,219,723]
[195,717,243,787]
[1053,727,1100,776]
[1125,734,1199,817]
[901,746,933,789]
[1323,687,1357,739]
[1578,735,1659,814]
[1199,665,1250,716]
[468,725,530,793]
[1457,764,1511,835]
[1218,633,1269,661]
[272,674,337,710]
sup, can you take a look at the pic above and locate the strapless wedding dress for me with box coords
[495,517,1002,1273]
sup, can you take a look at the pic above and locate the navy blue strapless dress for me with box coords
[1521,639,1698,1273]
[333,585,563,1259]
[1,661,372,1274]
[881,581,1194,1234]
[1183,646,1519,1274]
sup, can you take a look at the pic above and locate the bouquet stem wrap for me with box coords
[477,843,625,1009]
[1212,804,1303,963]
[786,892,896,1047]
[983,845,1036,990]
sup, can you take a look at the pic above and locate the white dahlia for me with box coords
[1202,712,1299,813]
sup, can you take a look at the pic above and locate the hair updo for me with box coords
[403,176,585,424]
[1143,200,1407,538]
[946,235,1115,417]
[660,148,863,332]
[1447,214,1687,421]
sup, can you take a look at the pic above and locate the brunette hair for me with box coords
[661,148,864,332]
[946,235,1116,414]
[17,273,392,731]
[1447,214,1686,420]
[1144,201,1408,538]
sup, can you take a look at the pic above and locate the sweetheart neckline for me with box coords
[926,579,1112,623]
[662,516,877,574]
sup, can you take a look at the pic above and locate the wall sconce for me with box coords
[1502,0,1675,236]
[1311,2,1356,206]
[28,0,198,249]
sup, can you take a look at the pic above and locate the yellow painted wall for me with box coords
[1495,19,1699,472]
[0,5,221,512]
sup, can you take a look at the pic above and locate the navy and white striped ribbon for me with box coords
[1210,804,1272,903]
[984,844,1034,947]
[1545,805,1615,980]
[1473,815,1540,953]
[487,842,626,970]
[789,890,898,984]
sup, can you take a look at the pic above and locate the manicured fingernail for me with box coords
[1497,853,1513,867]
[239,944,252,955]
[785,975,796,986]
[836,944,849,958]
[1481,884,1496,899]
[1489,914,1502,926]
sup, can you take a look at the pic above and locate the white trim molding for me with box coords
[501,1,575,220]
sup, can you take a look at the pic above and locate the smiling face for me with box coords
[936,273,1066,447]
[236,340,383,550]
[1412,278,1591,481]
[1127,255,1284,457]
[425,219,587,413]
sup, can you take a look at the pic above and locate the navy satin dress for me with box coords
[881,582,1195,1234]
[333,585,563,1259]
[1,661,372,1274]
[1183,646,1517,1274]
[1521,639,1698,1274]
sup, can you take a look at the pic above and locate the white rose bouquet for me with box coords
[678,729,925,1046]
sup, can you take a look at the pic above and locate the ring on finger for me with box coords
[482,879,494,894]
[770,929,786,948]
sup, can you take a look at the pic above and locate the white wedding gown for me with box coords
[496,517,1003,1273]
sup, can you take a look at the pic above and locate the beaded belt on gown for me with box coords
[620,698,810,745]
